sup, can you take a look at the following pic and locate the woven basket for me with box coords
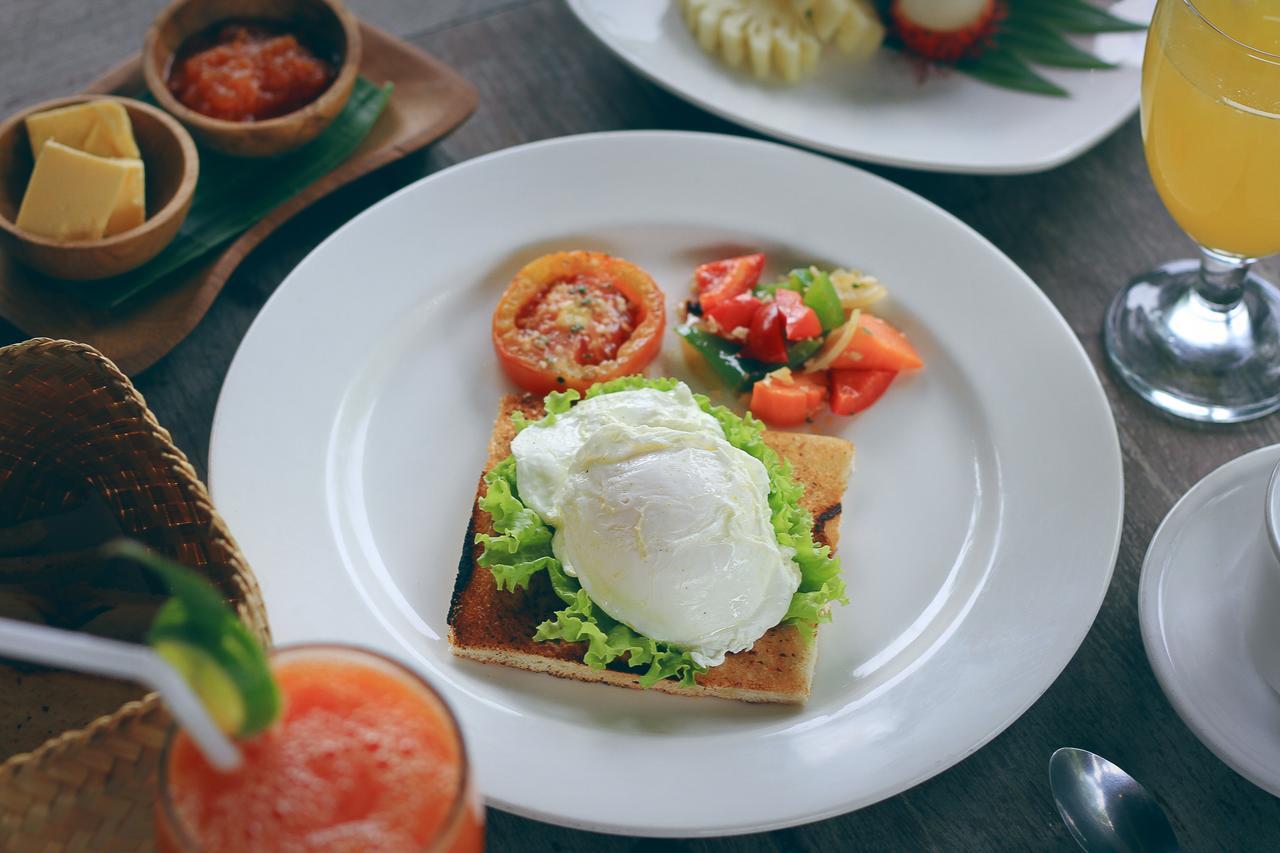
[0,338,270,852]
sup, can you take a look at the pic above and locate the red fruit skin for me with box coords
[889,0,1006,64]
[744,303,789,364]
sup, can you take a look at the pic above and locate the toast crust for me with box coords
[447,394,853,704]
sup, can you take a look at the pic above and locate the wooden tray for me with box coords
[0,23,476,376]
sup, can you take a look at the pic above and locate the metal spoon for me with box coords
[1049,748,1180,853]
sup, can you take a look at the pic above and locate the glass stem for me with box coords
[1194,245,1254,312]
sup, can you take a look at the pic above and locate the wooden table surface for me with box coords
[5,1,1280,850]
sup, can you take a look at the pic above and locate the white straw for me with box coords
[0,617,242,771]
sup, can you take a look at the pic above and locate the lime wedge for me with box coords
[152,639,246,735]
[103,540,281,737]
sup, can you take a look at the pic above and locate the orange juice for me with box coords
[156,646,483,852]
[1142,0,1280,259]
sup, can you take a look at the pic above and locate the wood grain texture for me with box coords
[2,0,1280,850]
[0,21,476,375]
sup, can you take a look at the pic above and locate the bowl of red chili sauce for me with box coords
[143,0,361,157]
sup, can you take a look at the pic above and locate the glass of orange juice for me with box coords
[1104,0,1280,422]
[155,644,484,852]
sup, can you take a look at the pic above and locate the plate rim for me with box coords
[1138,443,1280,798]
[210,129,1125,835]
[562,0,1140,176]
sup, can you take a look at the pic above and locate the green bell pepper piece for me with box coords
[802,271,845,332]
[677,326,768,392]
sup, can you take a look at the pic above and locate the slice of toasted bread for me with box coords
[447,394,854,704]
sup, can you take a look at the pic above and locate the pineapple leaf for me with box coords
[883,1,1145,97]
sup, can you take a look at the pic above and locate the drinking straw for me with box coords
[0,617,242,770]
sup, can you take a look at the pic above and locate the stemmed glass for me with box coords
[1104,0,1280,422]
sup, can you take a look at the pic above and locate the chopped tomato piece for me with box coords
[744,302,788,363]
[706,292,763,337]
[774,290,823,340]
[695,253,765,312]
[792,370,828,412]
[830,369,897,415]
[750,378,810,427]
[829,314,924,371]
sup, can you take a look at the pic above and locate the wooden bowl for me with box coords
[143,0,362,158]
[0,96,199,281]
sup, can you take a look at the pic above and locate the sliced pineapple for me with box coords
[789,0,885,59]
[834,0,885,59]
[679,0,823,82]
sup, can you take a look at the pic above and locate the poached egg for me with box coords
[510,384,799,667]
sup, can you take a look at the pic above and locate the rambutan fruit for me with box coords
[889,0,1006,63]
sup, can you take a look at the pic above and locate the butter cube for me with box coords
[16,141,131,242]
[25,100,140,160]
[82,105,141,159]
[103,158,145,237]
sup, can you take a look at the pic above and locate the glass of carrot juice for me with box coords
[155,644,484,852]
[1104,0,1280,423]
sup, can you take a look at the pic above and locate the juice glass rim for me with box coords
[155,642,474,853]
[1179,0,1280,61]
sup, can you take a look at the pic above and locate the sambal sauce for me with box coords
[167,22,335,122]
[512,275,640,368]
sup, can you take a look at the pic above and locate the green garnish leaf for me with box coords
[476,457,558,592]
[959,48,1069,97]
[1011,0,1147,33]
[997,19,1116,69]
[103,540,280,737]
[83,77,393,308]
[545,389,581,416]
[474,378,847,688]
[884,0,1145,97]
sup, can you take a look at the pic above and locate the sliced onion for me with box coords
[804,309,862,372]
[831,269,886,310]
[766,366,794,384]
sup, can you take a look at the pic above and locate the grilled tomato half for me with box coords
[492,251,666,394]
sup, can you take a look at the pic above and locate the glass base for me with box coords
[1104,260,1280,423]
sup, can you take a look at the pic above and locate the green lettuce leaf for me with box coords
[475,376,847,687]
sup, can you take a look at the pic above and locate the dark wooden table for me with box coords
[5,1,1280,849]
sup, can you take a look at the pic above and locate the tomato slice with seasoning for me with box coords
[492,251,666,394]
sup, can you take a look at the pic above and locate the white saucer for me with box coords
[1140,444,1280,797]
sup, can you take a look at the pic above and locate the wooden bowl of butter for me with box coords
[0,95,198,281]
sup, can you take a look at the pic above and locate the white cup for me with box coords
[1248,459,1280,694]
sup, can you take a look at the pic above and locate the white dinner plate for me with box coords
[209,131,1123,836]
[565,0,1152,174]
[1140,445,1280,797]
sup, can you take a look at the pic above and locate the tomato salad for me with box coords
[678,253,923,426]
[492,251,666,394]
